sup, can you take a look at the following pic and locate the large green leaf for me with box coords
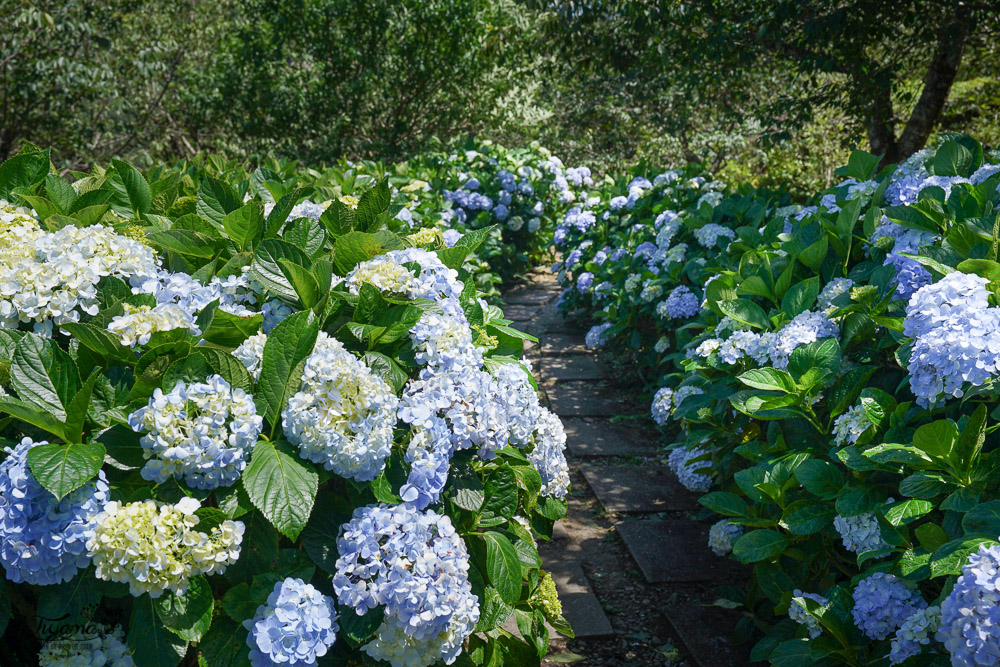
[354,179,391,232]
[198,616,249,667]
[26,442,105,500]
[732,530,792,563]
[111,159,152,215]
[0,148,50,199]
[737,368,796,393]
[243,440,318,540]
[11,333,80,420]
[332,230,405,275]
[934,139,976,177]
[156,575,214,642]
[251,239,311,300]
[256,310,319,426]
[483,531,523,605]
[718,299,770,330]
[127,595,187,667]
[223,201,265,251]
[197,176,241,226]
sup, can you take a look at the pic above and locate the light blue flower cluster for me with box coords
[884,253,933,300]
[334,504,479,667]
[833,510,890,555]
[400,418,454,509]
[667,445,711,492]
[817,277,854,312]
[852,572,927,640]
[262,299,294,333]
[528,408,570,499]
[0,437,109,585]
[693,223,736,249]
[657,285,700,319]
[585,322,613,349]
[245,577,338,667]
[718,330,767,365]
[832,403,872,447]
[789,590,828,638]
[491,360,543,447]
[133,266,257,318]
[650,387,674,425]
[903,271,1000,406]
[937,543,1000,665]
[576,271,594,293]
[760,310,838,369]
[409,307,483,374]
[128,375,263,490]
[708,519,742,556]
[890,605,940,665]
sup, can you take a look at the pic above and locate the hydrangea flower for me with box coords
[37,623,133,667]
[708,520,742,556]
[400,418,455,509]
[654,336,670,354]
[674,385,704,409]
[832,403,871,447]
[283,333,398,481]
[346,249,461,302]
[528,408,570,498]
[87,497,243,597]
[409,306,484,374]
[129,375,262,489]
[657,286,700,319]
[491,361,542,447]
[576,271,594,293]
[667,446,711,492]
[790,591,828,638]
[585,322,613,349]
[133,267,258,318]
[890,605,940,665]
[651,387,673,425]
[760,311,838,369]
[718,330,766,365]
[639,281,663,303]
[233,332,268,379]
[693,223,736,248]
[334,505,479,667]
[852,572,927,640]
[0,438,109,585]
[261,299,294,333]
[818,278,854,312]
[884,253,933,300]
[245,578,338,667]
[937,543,1000,664]
[833,511,891,554]
[696,338,722,357]
[406,228,440,247]
[107,303,201,347]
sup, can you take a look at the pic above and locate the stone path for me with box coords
[509,271,752,666]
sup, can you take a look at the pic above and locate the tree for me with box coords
[660,0,998,163]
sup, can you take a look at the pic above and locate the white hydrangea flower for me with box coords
[409,305,483,374]
[406,228,440,246]
[87,497,243,598]
[346,249,461,302]
[128,375,262,489]
[696,338,722,357]
[833,508,892,555]
[38,623,133,667]
[106,303,201,347]
[233,332,268,379]
[832,403,872,447]
[283,333,399,482]
[654,336,670,354]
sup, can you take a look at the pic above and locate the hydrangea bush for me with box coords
[555,134,1000,664]
[0,144,572,666]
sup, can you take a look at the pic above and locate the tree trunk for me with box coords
[866,74,898,165]
[895,7,972,160]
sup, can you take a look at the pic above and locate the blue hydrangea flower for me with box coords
[657,286,701,319]
[890,605,940,665]
[609,196,628,211]
[852,572,927,640]
[884,253,932,300]
[585,322,613,349]
[576,272,594,293]
[0,437,109,585]
[937,543,1000,665]
[245,578,338,667]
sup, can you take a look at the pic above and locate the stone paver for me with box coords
[505,289,556,306]
[545,382,632,417]
[662,603,751,667]
[583,466,699,513]
[504,303,543,322]
[562,418,659,458]
[540,333,589,356]
[617,520,738,583]
[541,355,606,381]
[544,560,614,638]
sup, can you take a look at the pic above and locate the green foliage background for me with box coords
[3,0,999,194]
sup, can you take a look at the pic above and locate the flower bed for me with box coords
[555,134,1000,664]
[0,144,573,666]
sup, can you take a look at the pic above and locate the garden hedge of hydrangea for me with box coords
[0,141,582,666]
[554,134,1000,665]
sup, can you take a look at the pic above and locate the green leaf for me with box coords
[737,368,796,393]
[243,440,318,540]
[198,616,249,667]
[223,201,264,251]
[794,459,843,499]
[799,238,828,271]
[362,352,409,393]
[731,530,792,563]
[26,442,105,500]
[146,229,220,259]
[339,606,384,646]
[483,531,523,605]
[781,500,835,535]
[156,575,214,642]
[0,396,68,440]
[930,536,998,577]
[787,338,841,381]
[699,492,748,516]
[718,299,770,330]
[127,594,187,667]
[355,179,391,232]
[455,225,496,252]
[0,148,50,199]
[839,150,881,181]
[912,420,958,462]
[197,176,241,226]
[955,404,988,472]
[251,239,312,300]
[12,333,80,420]
[934,139,975,177]
[36,569,102,630]
[319,199,355,238]
[332,230,405,276]
[257,310,319,425]
[885,499,934,526]
[279,258,321,308]
[962,501,1000,535]
[481,464,518,527]
[60,322,132,361]
[780,278,819,318]
[111,159,152,215]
